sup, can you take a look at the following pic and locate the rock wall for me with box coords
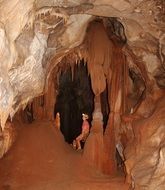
[0,122,16,159]
[124,92,165,190]
[0,0,164,129]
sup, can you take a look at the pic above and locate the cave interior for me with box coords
[0,1,165,190]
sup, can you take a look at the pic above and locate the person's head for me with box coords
[82,113,89,120]
[56,112,60,118]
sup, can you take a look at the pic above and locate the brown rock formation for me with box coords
[0,1,164,189]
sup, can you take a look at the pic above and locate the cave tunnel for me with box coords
[51,18,123,147]
[2,17,137,181]
[0,1,165,190]
[54,60,94,143]
[17,17,126,166]
[54,59,111,145]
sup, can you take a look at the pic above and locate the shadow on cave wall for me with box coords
[54,60,94,143]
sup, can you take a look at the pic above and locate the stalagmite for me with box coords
[83,95,104,171]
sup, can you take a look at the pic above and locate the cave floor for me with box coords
[0,121,129,190]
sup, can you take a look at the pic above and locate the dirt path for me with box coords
[0,121,129,190]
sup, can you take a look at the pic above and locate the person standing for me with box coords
[74,113,90,150]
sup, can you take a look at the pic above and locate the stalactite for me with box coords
[84,21,113,95]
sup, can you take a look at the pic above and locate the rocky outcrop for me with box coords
[123,90,165,190]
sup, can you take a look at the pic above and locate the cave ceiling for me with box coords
[0,0,164,129]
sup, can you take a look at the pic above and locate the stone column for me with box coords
[83,95,104,172]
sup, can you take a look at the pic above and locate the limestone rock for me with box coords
[0,122,16,158]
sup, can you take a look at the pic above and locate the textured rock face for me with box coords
[0,122,16,159]
[0,0,164,128]
[124,95,165,190]
[0,0,164,189]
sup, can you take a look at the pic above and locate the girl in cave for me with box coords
[73,113,90,150]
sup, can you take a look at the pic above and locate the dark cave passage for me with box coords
[54,60,94,143]
[54,61,112,144]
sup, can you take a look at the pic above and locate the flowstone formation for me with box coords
[0,1,164,190]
